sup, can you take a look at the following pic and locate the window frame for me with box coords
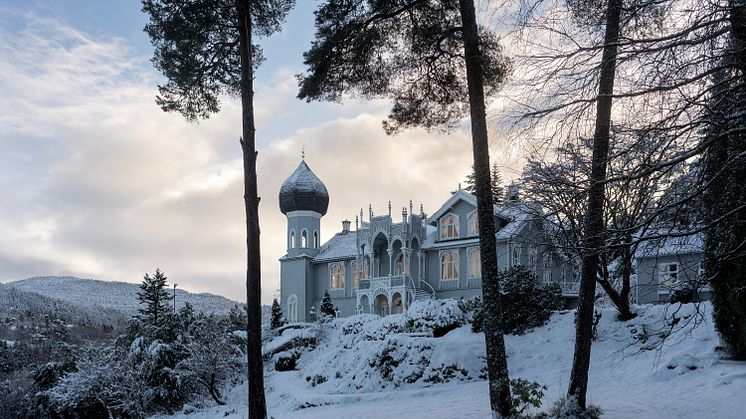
[467,210,479,237]
[658,262,679,288]
[330,262,345,289]
[352,259,369,288]
[394,253,405,276]
[468,247,481,278]
[439,249,460,282]
[511,243,521,267]
[439,213,460,240]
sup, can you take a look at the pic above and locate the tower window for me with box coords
[301,229,308,248]
[290,230,296,249]
[313,231,319,249]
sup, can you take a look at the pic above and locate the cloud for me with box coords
[0,7,520,304]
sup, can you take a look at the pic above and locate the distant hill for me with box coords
[6,276,241,317]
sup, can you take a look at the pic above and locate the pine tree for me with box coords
[270,298,284,329]
[703,66,746,359]
[298,2,513,414]
[465,163,504,205]
[137,269,172,326]
[141,1,295,416]
[319,291,335,318]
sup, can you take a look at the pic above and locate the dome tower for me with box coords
[279,159,329,257]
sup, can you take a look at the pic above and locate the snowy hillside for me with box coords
[165,301,746,419]
[6,276,240,316]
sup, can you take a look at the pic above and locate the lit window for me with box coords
[352,259,368,288]
[440,213,460,240]
[468,211,479,236]
[440,250,459,281]
[658,263,678,288]
[468,248,481,278]
[301,229,308,248]
[330,262,345,289]
[395,254,405,275]
[290,230,296,249]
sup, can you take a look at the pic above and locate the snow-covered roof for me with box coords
[313,232,357,262]
[636,231,704,258]
[279,160,329,215]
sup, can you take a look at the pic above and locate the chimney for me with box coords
[342,219,351,233]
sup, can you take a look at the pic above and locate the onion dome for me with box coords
[279,160,329,215]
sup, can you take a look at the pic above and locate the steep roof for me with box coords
[313,232,357,262]
[279,160,329,215]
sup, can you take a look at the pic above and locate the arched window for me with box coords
[330,262,345,289]
[301,229,308,248]
[353,259,368,288]
[440,250,459,281]
[313,231,319,249]
[394,253,405,275]
[289,230,296,249]
[468,211,479,236]
[468,248,481,278]
[439,213,459,240]
[287,294,298,323]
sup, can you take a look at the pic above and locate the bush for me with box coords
[510,378,547,417]
[499,266,564,335]
[545,397,603,419]
[404,299,465,336]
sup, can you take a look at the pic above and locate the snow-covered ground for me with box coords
[161,302,746,418]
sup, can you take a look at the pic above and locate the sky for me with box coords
[0,0,526,304]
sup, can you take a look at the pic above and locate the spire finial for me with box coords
[369,204,373,220]
[388,201,392,216]
[301,146,305,160]
[409,199,413,216]
[420,203,424,217]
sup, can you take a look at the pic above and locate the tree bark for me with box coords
[237,1,267,418]
[457,0,512,417]
[567,0,622,410]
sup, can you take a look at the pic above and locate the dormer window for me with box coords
[440,213,459,240]
[467,211,478,236]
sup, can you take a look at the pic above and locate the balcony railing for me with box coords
[358,275,409,290]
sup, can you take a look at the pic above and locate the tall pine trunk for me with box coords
[457,0,512,416]
[567,0,622,409]
[238,1,268,417]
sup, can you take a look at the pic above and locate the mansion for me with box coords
[278,159,706,322]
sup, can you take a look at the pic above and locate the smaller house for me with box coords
[635,232,708,304]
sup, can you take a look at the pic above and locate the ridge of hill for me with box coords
[6,276,241,316]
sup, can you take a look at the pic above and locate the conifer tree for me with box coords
[141,1,295,416]
[298,1,513,415]
[465,163,504,205]
[319,291,335,318]
[270,298,284,329]
[137,269,172,326]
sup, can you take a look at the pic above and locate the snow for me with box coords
[313,232,358,262]
[159,302,746,419]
